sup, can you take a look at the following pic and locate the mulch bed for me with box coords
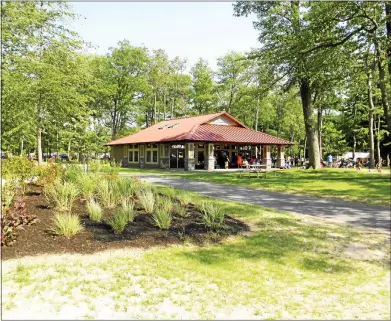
[2,184,249,260]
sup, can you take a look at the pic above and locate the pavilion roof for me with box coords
[106,112,292,146]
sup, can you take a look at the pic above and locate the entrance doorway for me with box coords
[170,146,185,169]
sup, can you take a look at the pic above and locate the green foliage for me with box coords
[1,157,36,182]
[44,181,79,213]
[137,188,155,213]
[1,181,17,213]
[152,206,172,230]
[155,195,172,213]
[52,213,83,238]
[120,199,136,223]
[86,199,103,222]
[63,165,84,184]
[96,179,121,209]
[108,209,128,233]
[36,163,63,186]
[116,178,140,201]
[177,193,192,207]
[75,173,97,201]
[173,203,187,218]
[200,202,225,229]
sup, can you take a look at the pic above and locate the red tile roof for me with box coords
[106,112,292,146]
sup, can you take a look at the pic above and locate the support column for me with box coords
[262,145,271,169]
[159,144,170,169]
[205,143,215,171]
[277,145,285,168]
[184,142,195,171]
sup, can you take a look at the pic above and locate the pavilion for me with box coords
[106,112,292,171]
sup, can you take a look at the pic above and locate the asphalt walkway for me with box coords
[121,174,391,232]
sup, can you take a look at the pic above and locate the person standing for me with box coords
[237,154,243,168]
[327,154,333,167]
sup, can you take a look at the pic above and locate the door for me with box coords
[170,149,185,168]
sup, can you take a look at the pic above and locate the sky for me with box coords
[69,2,260,70]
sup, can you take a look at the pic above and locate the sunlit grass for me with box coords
[2,187,390,319]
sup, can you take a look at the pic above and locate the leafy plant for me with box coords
[63,165,83,183]
[137,188,155,213]
[173,203,187,218]
[108,209,128,233]
[200,202,225,229]
[76,173,97,201]
[116,178,140,201]
[96,179,121,208]
[86,199,103,222]
[156,195,172,213]
[1,156,37,181]
[120,199,136,222]
[52,213,83,238]
[44,180,79,212]
[152,206,172,230]
[177,193,193,207]
[1,180,17,212]
[36,163,63,186]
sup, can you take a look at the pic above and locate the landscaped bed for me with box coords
[2,183,249,260]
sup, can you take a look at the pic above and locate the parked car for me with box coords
[60,154,69,161]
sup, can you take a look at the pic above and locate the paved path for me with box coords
[122,174,391,232]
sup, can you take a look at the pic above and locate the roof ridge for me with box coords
[164,112,223,122]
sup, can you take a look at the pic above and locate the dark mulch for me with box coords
[2,185,249,260]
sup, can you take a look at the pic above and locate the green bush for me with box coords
[1,180,17,213]
[200,202,225,229]
[36,163,63,186]
[156,195,173,213]
[96,179,121,208]
[177,193,193,207]
[76,173,97,201]
[116,178,140,201]
[120,199,136,222]
[108,209,128,233]
[63,165,83,183]
[44,181,79,212]
[52,213,83,238]
[173,203,187,218]
[86,199,103,222]
[1,156,37,181]
[152,206,172,230]
[160,187,177,198]
[137,188,155,213]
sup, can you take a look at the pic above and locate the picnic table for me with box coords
[238,164,277,178]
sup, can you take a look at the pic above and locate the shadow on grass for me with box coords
[179,221,353,274]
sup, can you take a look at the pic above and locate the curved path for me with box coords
[122,174,391,232]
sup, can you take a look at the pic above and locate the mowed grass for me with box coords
[120,168,391,206]
[2,187,390,320]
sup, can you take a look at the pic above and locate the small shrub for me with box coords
[86,199,103,222]
[177,193,193,207]
[36,163,62,186]
[96,179,121,208]
[108,209,128,233]
[156,195,172,213]
[152,206,172,230]
[2,156,37,181]
[76,173,97,201]
[63,165,83,183]
[1,180,17,212]
[173,203,187,218]
[44,181,79,212]
[117,178,140,201]
[160,187,177,198]
[200,202,225,229]
[52,214,83,238]
[137,188,155,213]
[120,199,136,222]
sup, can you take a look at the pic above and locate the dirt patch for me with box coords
[2,185,249,260]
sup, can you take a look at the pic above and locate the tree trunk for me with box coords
[317,106,323,160]
[375,115,381,164]
[68,140,71,158]
[367,69,375,169]
[20,138,24,156]
[385,2,391,86]
[300,79,320,169]
[352,134,356,161]
[303,134,307,159]
[375,42,391,135]
[37,127,42,165]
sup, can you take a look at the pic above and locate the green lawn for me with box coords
[119,168,391,206]
[2,187,390,320]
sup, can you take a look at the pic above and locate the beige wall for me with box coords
[111,146,124,163]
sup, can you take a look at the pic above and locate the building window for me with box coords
[223,144,229,150]
[146,143,158,163]
[128,144,139,163]
[231,145,237,150]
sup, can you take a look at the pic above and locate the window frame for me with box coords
[128,144,139,163]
